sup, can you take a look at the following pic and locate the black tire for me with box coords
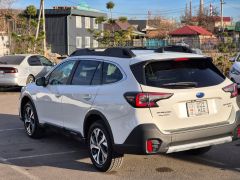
[26,75,35,84]
[88,121,124,172]
[185,146,212,155]
[22,102,44,138]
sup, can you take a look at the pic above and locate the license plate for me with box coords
[187,100,209,117]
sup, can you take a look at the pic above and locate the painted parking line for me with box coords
[0,156,40,180]
[0,128,24,133]
[6,151,79,161]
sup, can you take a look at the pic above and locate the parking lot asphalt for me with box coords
[0,89,240,180]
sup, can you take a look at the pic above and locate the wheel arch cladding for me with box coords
[84,110,115,144]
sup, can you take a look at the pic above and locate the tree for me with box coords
[106,1,115,19]
[89,2,133,47]
[11,5,44,54]
[25,5,37,21]
[24,5,37,34]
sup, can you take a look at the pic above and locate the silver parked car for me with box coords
[0,54,54,87]
[229,53,240,84]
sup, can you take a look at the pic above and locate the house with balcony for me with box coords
[44,6,107,55]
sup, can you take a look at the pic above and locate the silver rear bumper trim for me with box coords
[166,136,232,153]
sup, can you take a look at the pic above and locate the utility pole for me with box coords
[42,0,46,56]
[220,0,225,31]
[34,0,46,55]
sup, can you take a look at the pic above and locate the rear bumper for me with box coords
[114,111,240,155]
[0,77,19,86]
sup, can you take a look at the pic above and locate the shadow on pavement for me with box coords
[0,113,239,173]
[0,87,22,92]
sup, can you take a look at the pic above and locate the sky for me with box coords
[13,0,240,21]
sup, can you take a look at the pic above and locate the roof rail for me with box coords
[70,48,136,58]
[155,45,194,53]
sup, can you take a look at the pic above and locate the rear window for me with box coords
[0,56,25,65]
[131,58,226,89]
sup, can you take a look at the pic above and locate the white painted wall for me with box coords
[0,35,10,56]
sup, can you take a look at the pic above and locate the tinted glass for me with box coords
[91,63,103,85]
[142,59,225,88]
[28,56,41,66]
[72,61,100,85]
[102,63,123,84]
[38,56,53,66]
[48,61,75,85]
[236,54,240,62]
[0,56,25,65]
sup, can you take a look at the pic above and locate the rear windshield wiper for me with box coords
[0,62,7,64]
[161,82,198,88]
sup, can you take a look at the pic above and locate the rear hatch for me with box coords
[130,57,237,133]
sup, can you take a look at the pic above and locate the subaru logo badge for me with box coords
[196,92,204,98]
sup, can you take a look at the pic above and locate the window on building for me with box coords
[85,37,91,48]
[93,39,98,48]
[76,37,82,48]
[76,16,82,28]
[85,17,91,28]
[93,18,98,29]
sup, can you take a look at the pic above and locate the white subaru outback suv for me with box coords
[19,47,240,172]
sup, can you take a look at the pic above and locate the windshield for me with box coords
[0,56,25,65]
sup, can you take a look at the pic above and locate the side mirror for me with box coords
[36,77,47,87]
[229,57,236,62]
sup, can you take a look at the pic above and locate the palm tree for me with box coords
[106,1,115,20]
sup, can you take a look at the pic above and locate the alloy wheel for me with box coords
[90,128,108,166]
[24,106,35,135]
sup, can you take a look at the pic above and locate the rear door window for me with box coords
[28,56,42,66]
[132,58,225,89]
[0,56,25,65]
[71,60,100,85]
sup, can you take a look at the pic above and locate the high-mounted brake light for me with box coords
[223,83,238,98]
[174,58,189,62]
[0,67,18,73]
[124,92,173,108]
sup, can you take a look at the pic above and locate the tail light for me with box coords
[174,58,189,62]
[223,83,238,98]
[124,92,173,108]
[0,67,18,73]
[237,127,240,139]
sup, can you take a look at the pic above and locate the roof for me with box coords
[115,21,132,31]
[169,25,213,36]
[44,9,107,18]
[104,20,132,31]
[128,20,147,31]
[212,16,231,22]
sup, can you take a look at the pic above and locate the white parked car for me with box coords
[19,48,240,172]
[229,53,240,84]
[0,54,54,87]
